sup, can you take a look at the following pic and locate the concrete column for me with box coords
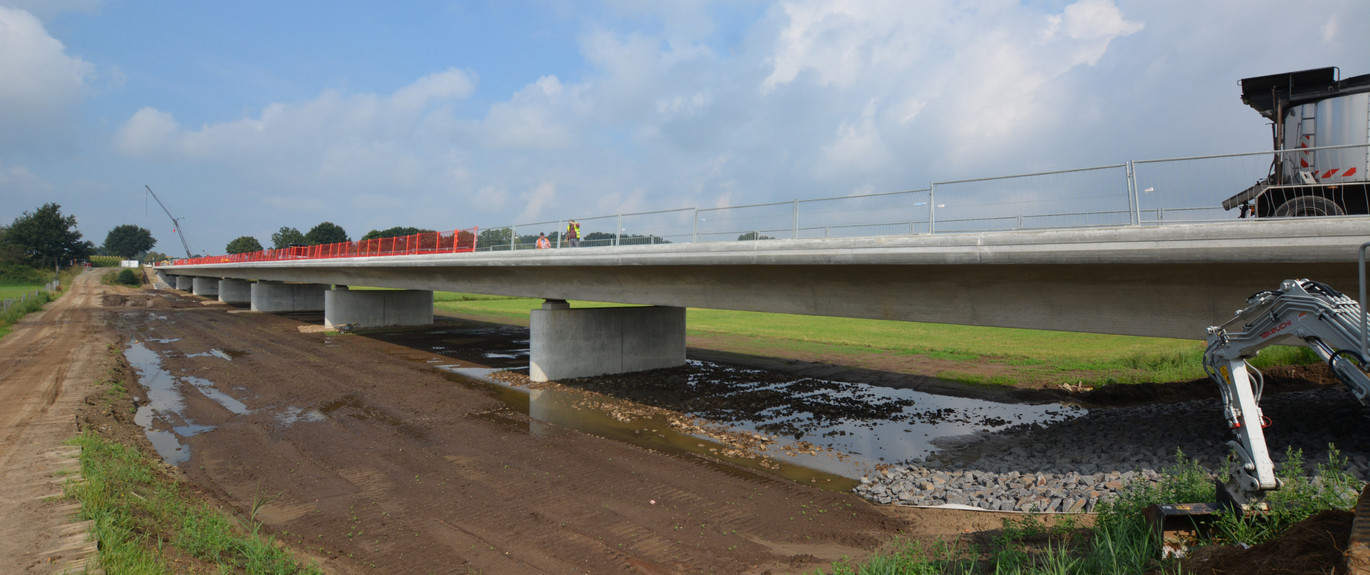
[324,289,433,329]
[250,281,328,312]
[529,303,686,382]
[218,278,252,305]
[192,277,220,297]
[175,275,193,291]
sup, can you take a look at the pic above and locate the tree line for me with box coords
[224,224,446,254]
[1,203,171,278]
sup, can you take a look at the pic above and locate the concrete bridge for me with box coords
[157,218,1370,382]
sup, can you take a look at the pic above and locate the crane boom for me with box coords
[145,185,193,259]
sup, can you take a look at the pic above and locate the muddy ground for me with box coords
[0,272,1356,574]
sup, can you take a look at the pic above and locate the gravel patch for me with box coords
[853,386,1370,511]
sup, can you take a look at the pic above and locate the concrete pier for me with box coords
[175,275,193,291]
[218,278,252,305]
[529,302,685,382]
[192,277,220,297]
[324,289,433,329]
[250,281,328,312]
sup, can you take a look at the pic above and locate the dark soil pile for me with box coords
[1169,510,1353,575]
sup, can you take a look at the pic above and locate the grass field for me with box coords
[430,293,1318,386]
[0,284,44,300]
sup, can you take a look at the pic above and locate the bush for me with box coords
[0,263,47,284]
[116,268,141,287]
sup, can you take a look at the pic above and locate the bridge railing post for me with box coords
[692,209,699,244]
[928,183,936,234]
[1126,160,1139,226]
[791,199,799,239]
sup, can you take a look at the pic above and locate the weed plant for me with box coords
[66,432,321,574]
[65,367,320,574]
[821,448,1362,574]
[0,287,51,338]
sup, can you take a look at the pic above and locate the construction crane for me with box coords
[145,185,193,259]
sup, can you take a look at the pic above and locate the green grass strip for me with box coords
[0,284,44,299]
[431,293,1319,386]
[65,431,320,574]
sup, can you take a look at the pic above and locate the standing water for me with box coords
[370,322,1085,481]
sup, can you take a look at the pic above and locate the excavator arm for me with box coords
[1204,279,1370,502]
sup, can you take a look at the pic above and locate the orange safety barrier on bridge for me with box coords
[170,228,479,266]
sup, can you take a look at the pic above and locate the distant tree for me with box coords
[2,203,94,268]
[361,226,433,241]
[305,222,349,245]
[271,226,306,249]
[477,228,512,250]
[145,251,170,264]
[102,224,157,259]
[225,236,264,254]
[737,231,776,241]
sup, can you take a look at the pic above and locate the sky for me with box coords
[1,0,1366,256]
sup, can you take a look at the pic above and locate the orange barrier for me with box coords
[169,228,478,266]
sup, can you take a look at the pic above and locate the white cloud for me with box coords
[0,5,92,152]
[0,162,55,198]
[0,0,101,20]
[482,76,576,149]
[516,181,557,222]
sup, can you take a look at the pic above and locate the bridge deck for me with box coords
[161,218,1370,339]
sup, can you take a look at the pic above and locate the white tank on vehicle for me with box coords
[1226,67,1370,217]
[1278,87,1369,184]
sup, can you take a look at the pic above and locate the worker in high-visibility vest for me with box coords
[566,220,580,247]
[536,233,551,249]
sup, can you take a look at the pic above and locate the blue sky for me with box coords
[2,0,1367,256]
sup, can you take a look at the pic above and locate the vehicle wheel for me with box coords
[1272,195,1345,217]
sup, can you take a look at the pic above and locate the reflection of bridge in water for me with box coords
[159,217,1369,381]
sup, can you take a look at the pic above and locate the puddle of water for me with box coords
[371,321,1086,484]
[276,406,328,426]
[184,348,247,361]
[125,340,202,465]
[185,376,251,414]
[125,337,259,465]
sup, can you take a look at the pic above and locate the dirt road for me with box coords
[11,274,1021,574]
[0,271,106,573]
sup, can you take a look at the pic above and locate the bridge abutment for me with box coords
[250,281,328,312]
[192,277,220,297]
[529,301,685,382]
[218,279,252,304]
[153,269,172,288]
[324,289,434,329]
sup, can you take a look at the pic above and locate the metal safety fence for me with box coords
[165,143,1368,264]
[174,228,478,266]
[0,280,59,313]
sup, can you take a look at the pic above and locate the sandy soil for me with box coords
[0,272,1355,574]
[0,271,109,573]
